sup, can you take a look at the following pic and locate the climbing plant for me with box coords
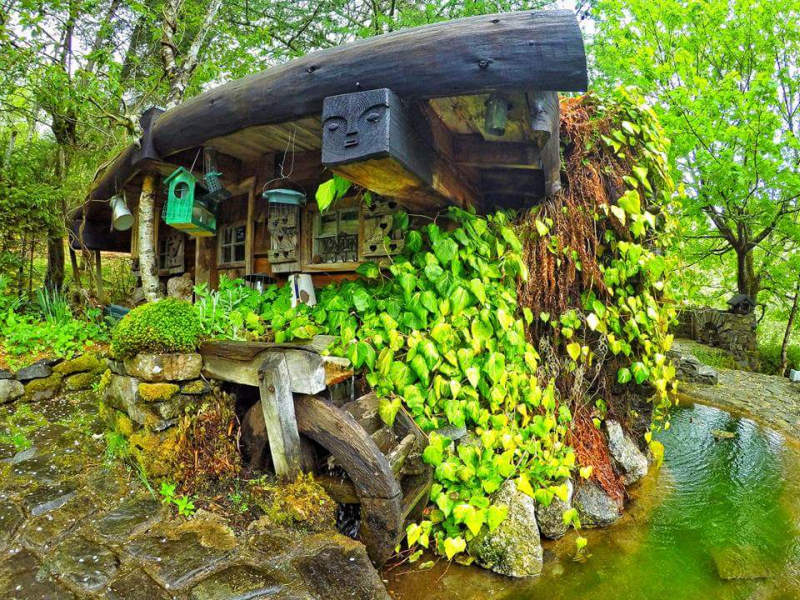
[182,88,678,562]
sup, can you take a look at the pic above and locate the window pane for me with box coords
[234,244,245,262]
[235,225,246,243]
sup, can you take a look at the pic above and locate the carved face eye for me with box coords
[327,122,340,131]
[366,112,381,123]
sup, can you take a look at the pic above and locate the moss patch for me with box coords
[23,372,62,400]
[249,474,336,533]
[64,369,103,391]
[138,382,180,403]
[180,380,211,395]
[54,353,102,375]
[129,427,180,478]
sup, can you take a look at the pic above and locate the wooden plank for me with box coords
[452,134,541,169]
[194,236,218,289]
[294,394,401,499]
[200,335,336,361]
[258,353,310,480]
[90,10,586,202]
[201,348,327,394]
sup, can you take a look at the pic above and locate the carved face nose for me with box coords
[344,131,358,148]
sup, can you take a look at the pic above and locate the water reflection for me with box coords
[386,403,800,600]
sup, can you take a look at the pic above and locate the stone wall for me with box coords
[675,307,759,370]
[0,353,106,405]
[103,352,215,477]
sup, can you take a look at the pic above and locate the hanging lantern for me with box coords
[110,193,134,231]
[485,95,512,137]
[164,166,217,237]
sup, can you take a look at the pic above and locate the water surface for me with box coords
[386,403,800,600]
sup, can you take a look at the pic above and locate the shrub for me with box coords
[111,298,202,358]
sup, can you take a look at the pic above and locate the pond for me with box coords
[386,402,800,600]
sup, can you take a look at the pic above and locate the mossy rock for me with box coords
[180,379,211,395]
[113,410,135,437]
[63,369,104,392]
[137,382,180,403]
[54,353,103,376]
[23,372,63,401]
[129,427,180,477]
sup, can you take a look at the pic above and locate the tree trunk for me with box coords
[735,246,759,299]
[138,173,161,302]
[44,237,65,291]
[780,275,800,376]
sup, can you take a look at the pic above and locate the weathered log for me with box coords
[90,10,586,201]
[294,394,400,500]
[528,90,561,195]
[258,353,310,480]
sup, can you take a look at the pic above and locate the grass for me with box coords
[756,314,800,375]
[690,345,737,370]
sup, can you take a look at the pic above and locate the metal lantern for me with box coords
[164,166,217,237]
[110,193,134,231]
[485,95,512,137]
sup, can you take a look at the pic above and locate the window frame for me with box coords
[217,221,247,267]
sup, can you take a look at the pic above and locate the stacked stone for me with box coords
[0,353,105,405]
[677,307,759,370]
[103,352,213,476]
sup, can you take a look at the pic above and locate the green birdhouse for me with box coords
[164,166,217,237]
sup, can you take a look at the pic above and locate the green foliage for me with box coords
[159,480,196,517]
[315,175,352,212]
[0,283,109,367]
[593,0,800,311]
[111,298,202,358]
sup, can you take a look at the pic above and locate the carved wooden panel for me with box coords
[158,230,185,275]
[361,198,404,258]
[267,203,299,265]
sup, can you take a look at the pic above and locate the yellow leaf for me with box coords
[566,342,581,361]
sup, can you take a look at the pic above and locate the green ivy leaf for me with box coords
[487,504,508,532]
[617,367,632,384]
[378,397,401,427]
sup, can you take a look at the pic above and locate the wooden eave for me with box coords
[88,9,587,207]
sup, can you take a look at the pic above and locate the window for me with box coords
[158,231,184,274]
[219,223,246,264]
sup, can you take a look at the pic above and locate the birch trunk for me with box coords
[138,173,161,302]
[160,0,223,109]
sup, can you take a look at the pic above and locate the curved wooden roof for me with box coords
[90,9,587,201]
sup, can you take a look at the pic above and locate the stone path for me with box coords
[0,392,389,599]
[676,352,800,439]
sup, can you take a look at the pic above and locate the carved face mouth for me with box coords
[344,133,359,148]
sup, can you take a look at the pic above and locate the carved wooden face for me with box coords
[322,89,392,165]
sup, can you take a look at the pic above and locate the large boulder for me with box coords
[535,478,573,539]
[605,420,649,485]
[0,379,24,404]
[469,479,543,577]
[574,481,620,528]
[124,353,202,382]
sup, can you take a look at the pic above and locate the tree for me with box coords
[592,0,800,302]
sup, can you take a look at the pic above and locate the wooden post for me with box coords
[258,352,306,480]
[194,236,218,290]
[94,250,106,304]
[245,178,256,275]
[138,173,161,301]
